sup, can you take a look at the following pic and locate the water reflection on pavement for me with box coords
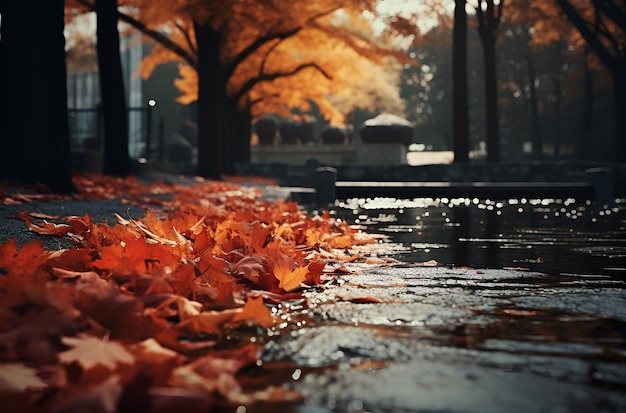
[333,196,626,277]
[265,197,626,412]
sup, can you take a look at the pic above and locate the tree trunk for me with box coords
[219,97,240,176]
[526,47,542,160]
[553,78,561,160]
[95,0,131,176]
[475,0,502,162]
[578,48,594,160]
[227,103,252,173]
[482,33,500,162]
[554,0,626,162]
[194,22,225,179]
[452,0,470,163]
[614,75,626,163]
[0,0,73,191]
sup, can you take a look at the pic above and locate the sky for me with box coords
[376,0,449,33]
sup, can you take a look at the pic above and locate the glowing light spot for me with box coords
[292,369,302,380]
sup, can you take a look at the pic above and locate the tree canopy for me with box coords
[132,0,415,125]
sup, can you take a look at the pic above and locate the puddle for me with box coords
[254,263,626,412]
[331,196,626,277]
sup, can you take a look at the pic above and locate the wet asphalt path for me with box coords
[0,193,625,412]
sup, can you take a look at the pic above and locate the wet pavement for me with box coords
[1,183,625,412]
[263,264,626,412]
[264,195,626,412]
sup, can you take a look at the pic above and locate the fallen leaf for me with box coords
[503,309,537,317]
[0,363,47,392]
[335,294,400,304]
[177,309,241,336]
[131,338,181,364]
[228,255,264,283]
[416,259,438,266]
[274,264,308,292]
[229,296,274,328]
[335,294,385,303]
[350,360,389,370]
[52,375,122,413]
[0,239,49,277]
[59,334,135,370]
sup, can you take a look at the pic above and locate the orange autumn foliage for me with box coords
[0,173,373,411]
[127,0,415,124]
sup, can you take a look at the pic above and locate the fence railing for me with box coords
[68,105,165,161]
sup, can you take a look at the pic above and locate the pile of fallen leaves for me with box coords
[0,173,374,412]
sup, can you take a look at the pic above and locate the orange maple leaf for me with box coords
[274,264,308,292]
[177,308,241,336]
[229,296,274,328]
[0,239,49,277]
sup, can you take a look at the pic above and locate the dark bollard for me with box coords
[585,167,615,203]
[315,166,337,205]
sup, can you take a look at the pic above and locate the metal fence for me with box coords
[68,105,165,161]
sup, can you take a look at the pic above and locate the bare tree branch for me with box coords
[225,26,301,79]
[176,20,198,57]
[556,0,623,74]
[225,5,342,79]
[593,0,626,33]
[74,0,197,67]
[234,62,332,104]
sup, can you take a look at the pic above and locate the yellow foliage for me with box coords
[174,64,199,104]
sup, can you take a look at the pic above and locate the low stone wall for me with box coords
[235,160,626,197]
[251,143,408,166]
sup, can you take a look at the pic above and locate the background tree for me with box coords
[128,0,413,178]
[552,0,626,162]
[504,0,544,159]
[453,0,470,162]
[0,0,74,191]
[471,0,504,162]
[95,0,131,176]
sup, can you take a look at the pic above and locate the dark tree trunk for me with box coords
[553,78,561,160]
[555,0,626,162]
[476,0,502,162]
[220,97,239,176]
[483,37,500,162]
[227,102,252,174]
[237,109,252,165]
[526,48,542,160]
[578,48,594,160]
[0,0,73,191]
[95,0,131,176]
[194,22,225,179]
[452,0,470,163]
[614,75,626,162]
[194,25,253,178]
